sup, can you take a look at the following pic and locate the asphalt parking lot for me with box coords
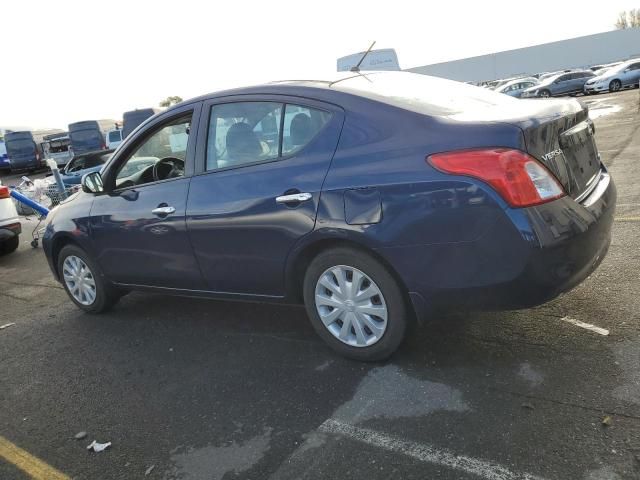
[1,90,640,480]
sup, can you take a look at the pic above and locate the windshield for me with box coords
[6,138,35,156]
[332,71,516,117]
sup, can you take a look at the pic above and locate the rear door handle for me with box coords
[275,192,312,204]
[152,206,176,216]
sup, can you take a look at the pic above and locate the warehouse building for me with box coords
[407,29,640,83]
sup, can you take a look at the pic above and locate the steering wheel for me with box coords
[152,157,185,182]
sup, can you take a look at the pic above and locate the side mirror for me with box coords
[82,171,104,194]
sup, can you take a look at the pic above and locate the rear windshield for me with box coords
[48,139,70,153]
[331,71,516,116]
[70,129,102,149]
[108,131,122,142]
[6,138,35,155]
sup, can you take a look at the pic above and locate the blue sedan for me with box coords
[58,150,114,185]
[42,72,616,361]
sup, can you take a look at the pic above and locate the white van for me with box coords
[106,129,123,149]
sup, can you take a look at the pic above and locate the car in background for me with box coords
[0,184,21,255]
[43,71,615,361]
[4,131,45,171]
[68,120,117,155]
[57,150,113,185]
[106,129,123,149]
[584,59,640,94]
[521,70,595,98]
[122,108,160,139]
[496,78,539,98]
[590,61,622,72]
[0,141,10,172]
[42,134,72,168]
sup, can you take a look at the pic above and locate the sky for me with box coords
[1,0,638,129]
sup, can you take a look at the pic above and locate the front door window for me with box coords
[115,114,192,189]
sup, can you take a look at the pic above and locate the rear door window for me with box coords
[205,102,333,171]
[206,102,282,171]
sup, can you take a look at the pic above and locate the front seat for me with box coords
[289,113,312,148]
[226,122,262,164]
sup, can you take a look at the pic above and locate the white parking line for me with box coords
[318,419,548,480]
[561,316,609,336]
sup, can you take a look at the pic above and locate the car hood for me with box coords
[61,165,103,184]
[588,73,616,83]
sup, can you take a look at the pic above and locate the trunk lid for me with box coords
[449,98,601,201]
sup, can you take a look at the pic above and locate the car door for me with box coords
[89,104,206,290]
[186,96,344,297]
[551,74,568,95]
[623,62,640,86]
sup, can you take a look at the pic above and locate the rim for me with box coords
[611,81,621,91]
[314,265,388,348]
[62,255,97,306]
[541,91,550,97]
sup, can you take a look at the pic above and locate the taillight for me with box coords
[427,148,565,208]
[0,186,10,199]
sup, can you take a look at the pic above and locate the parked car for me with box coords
[68,120,116,155]
[495,78,539,98]
[43,72,616,361]
[0,141,10,172]
[122,108,161,138]
[521,70,595,98]
[590,61,622,72]
[4,131,44,171]
[58,150,113,185]
[42,133,72,168]
[0,184,21,255]
[584,59,640,94]
[106,129,123,149]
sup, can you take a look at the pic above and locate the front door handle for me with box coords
[152,206,176,216]
[275,192,312,204]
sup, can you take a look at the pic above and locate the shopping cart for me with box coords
[9,176,79,247]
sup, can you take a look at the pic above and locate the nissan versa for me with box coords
[42,72,616,361]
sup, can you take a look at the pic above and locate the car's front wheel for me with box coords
[609,79,622,92]
[303,247,408,361]
[539,89,551,98]
[57,244,121,313]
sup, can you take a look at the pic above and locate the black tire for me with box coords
[539,90,551,98]
[0,236,19,255]
[303,247,408,361]
[609,80,622,93]
[57,244,121,313]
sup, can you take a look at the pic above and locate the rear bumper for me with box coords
[379,171,616,314]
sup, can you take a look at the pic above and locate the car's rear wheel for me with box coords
[57,245,121,313]
[609,79,622,92]
[539,90,551,98]
[303,247,408,361]
[0,236,19,255]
